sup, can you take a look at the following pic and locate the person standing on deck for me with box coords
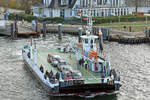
[81,58,84,67]
[61,71,65,79]
[56,72,60,80]
[46,70,49,77]
[49,70,53,78]
[67,74,71,81]
[79,59,82,66]
[84,59,88,69]
[101,73,105,83]
[40,65,44,73]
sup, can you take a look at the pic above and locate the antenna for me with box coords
[87,0,93,35]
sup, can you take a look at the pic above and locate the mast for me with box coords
[86,0,93,36]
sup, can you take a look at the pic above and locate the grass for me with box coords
[96,21,150,32]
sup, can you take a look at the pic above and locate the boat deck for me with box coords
[36,49,101,84]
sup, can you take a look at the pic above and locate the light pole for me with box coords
[146,15,148,25]
[119,15,120,31]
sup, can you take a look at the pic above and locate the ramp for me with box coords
[0,20,11,36]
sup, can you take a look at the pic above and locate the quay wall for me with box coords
[43,24,150,44]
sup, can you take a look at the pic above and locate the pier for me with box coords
[106,29,150,44]
[0,20,40,39]
[0,20,150,44]
[41,23,150,44]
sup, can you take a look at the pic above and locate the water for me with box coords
[0,34,150,100]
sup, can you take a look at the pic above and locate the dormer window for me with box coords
[61,0,69,5]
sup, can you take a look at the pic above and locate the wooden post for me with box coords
[11,23,14,40]
[42,21,46,38]
[14,21,18,39]
[78,27,82,43]
[58,24,62,40]
[36,20,41,37]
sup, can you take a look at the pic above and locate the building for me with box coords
[74,0,129,17]
[32,0,77,18]
[125,0,150,14]
[32,0,150,18]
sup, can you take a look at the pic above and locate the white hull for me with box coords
[22,50,58,91]
[22,47,120,98]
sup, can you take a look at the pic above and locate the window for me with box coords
[61,0,68,5]
[85,39,88,44]
[70,10,72,16]
[94,39,97,43]
[60,9,65,17]
[91,39,93,44]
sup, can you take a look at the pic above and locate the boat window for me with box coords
[94,39,97,43]
[91,39,93,44]
[82,39,84,42]
[85,39,88,44]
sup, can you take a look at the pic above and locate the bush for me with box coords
[8,13,150,25]
[93,15,150,25]
[8,13,83,24]
[8,13,37,22]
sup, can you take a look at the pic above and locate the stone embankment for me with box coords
[107,29,150,44]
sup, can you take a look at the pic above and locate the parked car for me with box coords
[47,54,61,67]
[72,70,82,79]
[57,60,73,72]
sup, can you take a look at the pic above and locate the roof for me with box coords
[81,35,98,39]
[48,0,77,9]
[32,3,44,8]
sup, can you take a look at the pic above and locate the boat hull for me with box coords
[23,59,52,92]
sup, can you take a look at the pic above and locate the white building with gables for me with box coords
[32,0,150,18]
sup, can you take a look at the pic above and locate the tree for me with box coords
[20,0,42,14]
[8,0,18,8]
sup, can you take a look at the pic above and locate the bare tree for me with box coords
[20,0,41,14]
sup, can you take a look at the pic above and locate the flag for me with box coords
[104,54,106,58]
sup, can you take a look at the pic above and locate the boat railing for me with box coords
[59,77,120,87]
[23,48,60,88]
[59,76,120,84]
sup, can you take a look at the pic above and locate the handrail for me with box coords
[59,77,115,81]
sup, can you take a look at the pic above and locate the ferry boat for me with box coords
[22,5,121,98]
[22,31,121,98]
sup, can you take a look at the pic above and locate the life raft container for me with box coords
[88,50,98,59]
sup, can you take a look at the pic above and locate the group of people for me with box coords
[123,25,132,32]
[40,65,60,84]
[79,58,89,69]
[60,71,72,81]
[40,64,76,84]
[101,69,120,84]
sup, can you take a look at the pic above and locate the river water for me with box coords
[0,34,150,100]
